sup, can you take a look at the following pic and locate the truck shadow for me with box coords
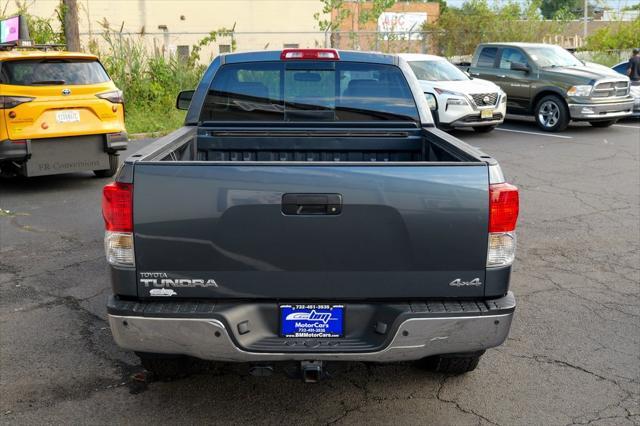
[0,172,109,195]
[127,361,448,422]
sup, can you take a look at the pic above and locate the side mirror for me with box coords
[176,90,195,110]
[425,93,438,111]
[510,62,530,73]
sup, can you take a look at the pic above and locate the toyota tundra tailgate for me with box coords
[132,161,489,299]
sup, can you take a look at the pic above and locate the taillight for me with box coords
[487,183,519,267]
[102,182,134,266]
[102,182,132,231]
[0,96,34,109]
[97,90,124,104]
[280,49,340,60]
[489,183,519,233]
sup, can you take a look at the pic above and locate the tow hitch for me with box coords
[300,361,323,383]
[248,364,274,377]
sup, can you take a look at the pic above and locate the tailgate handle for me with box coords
[282,193,342,216]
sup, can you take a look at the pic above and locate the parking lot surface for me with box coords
[1,119,639,425]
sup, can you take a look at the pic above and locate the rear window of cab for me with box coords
[0,59,110,86]
[200,61,419,122]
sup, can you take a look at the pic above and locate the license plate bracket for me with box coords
[280,304,344,338]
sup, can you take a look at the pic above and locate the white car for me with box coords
[612,61,640,117]
[400,53,507,132]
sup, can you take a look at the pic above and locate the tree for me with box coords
[313,0,351,47]
[62,0,80,50]
[540,0,601,19]
[313,0,397,48]
[540,0,581,19]
[424,0,567,57]
[358,0,396,25]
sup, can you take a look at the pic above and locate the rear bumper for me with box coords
[0,139,29,162]
[568,99,634,120]
[0,132,127,163]
[107,292,516,362]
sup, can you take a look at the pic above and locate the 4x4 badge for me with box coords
[62,88,71,96]
[449,278,482,287]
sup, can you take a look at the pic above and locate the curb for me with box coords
[128,130,173,140]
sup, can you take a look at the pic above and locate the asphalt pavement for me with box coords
[1,118,639,425]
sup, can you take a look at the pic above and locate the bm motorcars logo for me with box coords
[285,310,333,324]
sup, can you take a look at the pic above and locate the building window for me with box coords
[219,44,231,53]
[283,43,299,49]
[177,45,189,61]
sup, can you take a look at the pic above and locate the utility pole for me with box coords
[62,0,81,51]
[583,0,588,40]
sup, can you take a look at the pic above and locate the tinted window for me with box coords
[408,60,469,81]
[200,61,419,122]
[613,62,628,75]
[527,46,581,68]
[477,47,498,68]
[0,59,110,85]
[499,48,528,70]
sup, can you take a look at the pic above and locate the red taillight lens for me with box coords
[489,183,519,233]
[102,182,133,232]
[280,49,340,60]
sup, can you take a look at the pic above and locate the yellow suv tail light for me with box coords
[0,96,34,109]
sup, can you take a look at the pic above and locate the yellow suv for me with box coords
[0,50,127,177]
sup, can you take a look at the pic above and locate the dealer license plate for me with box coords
[480,109,494,119]
[56,110,81,123]
[280,304,344,338]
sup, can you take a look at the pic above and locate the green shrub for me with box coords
[585,19,640,51]
[89,20,234,134]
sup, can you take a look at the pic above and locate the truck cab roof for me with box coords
[219,49,398,65]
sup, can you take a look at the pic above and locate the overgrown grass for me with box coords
[125,107,187,135]
[88,21,233,134]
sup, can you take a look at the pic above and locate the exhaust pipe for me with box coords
[300,361,323,383]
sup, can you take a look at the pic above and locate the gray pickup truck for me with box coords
[467,43,634,132]
[102,49,519,382]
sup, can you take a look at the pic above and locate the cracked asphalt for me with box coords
[1,118,638,425]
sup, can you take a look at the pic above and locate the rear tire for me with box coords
[137,353,200,380]
[589,120,617,128]
[94,154,119,178]
[473,125,496,133]
[416,350,485,375]
[534,95,569,132]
